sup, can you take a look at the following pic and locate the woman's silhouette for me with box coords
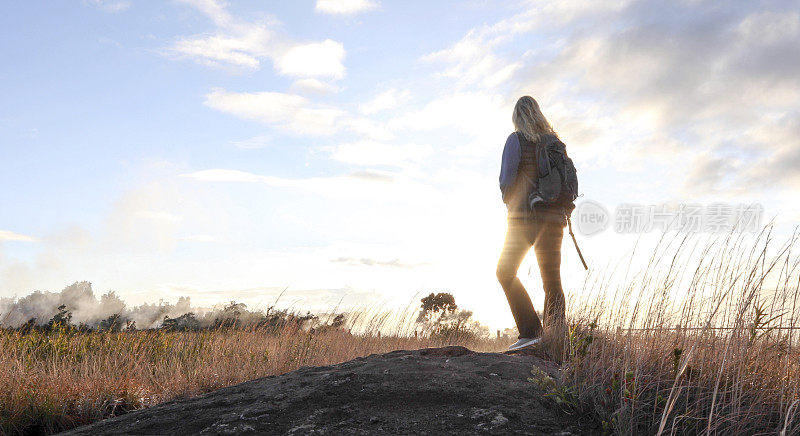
[497,96,568,351]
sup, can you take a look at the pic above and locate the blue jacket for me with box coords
[499,132,522,203]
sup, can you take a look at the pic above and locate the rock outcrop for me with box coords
[60,346,597,435]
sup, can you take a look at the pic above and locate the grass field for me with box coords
[0,322,505,435]
[1,229,799,435]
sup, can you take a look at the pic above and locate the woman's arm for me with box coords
[499,133,521,204]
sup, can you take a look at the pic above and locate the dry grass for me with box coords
[538,227,800,435]
[0,320,505,435]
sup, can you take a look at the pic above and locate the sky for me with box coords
[1,0,799,330]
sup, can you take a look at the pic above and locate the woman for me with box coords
[497,96,567,351]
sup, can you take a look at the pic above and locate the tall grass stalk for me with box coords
[551,226,800,435]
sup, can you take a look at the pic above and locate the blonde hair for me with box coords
[512,96,557,142]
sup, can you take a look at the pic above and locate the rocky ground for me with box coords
[60,346,599,435]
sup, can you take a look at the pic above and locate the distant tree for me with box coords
[48,305,73,330]
[420,293,457,314]
[223,301,246,318]
[162,313,200,331]
[416,293,488,342]
[417,292,457,325]
[213,301,247,329]
[99,314,124,332]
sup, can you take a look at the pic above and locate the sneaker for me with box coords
[507,337,541,351]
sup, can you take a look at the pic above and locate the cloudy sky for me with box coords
[1,0,798,329]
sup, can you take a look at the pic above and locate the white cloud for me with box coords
[737,11,800,45]
[290,78,340,95]
[536,2,800,194]
[204,88,393,139]
[424,45,522,89]
[168,0,278,69]
[420,6,545,89]
[275,40,346,79]
[169,31,269,69]
[204,89,345,135]
[169,0,347,77]
[360,89,410,115]
[0,230,38,242]
[388,92,509,137]
[420,0,800,197]
[315,0,377,15]
[348,169,395,183]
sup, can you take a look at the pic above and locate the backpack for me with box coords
[521,133,579,215]
[517,133,588,270]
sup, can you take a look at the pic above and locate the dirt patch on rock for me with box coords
[59,346,598,435]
